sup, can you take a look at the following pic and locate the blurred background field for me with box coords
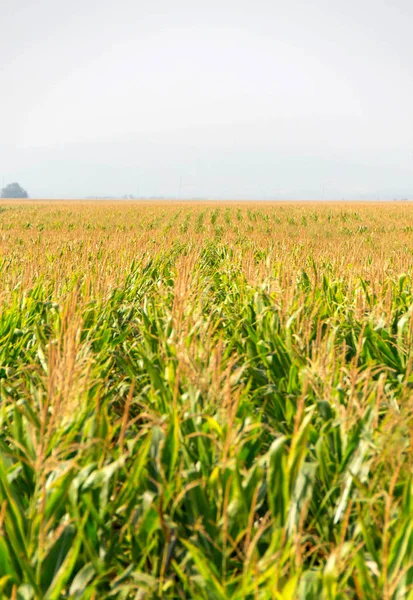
[1,200,413,289]
[1,201,413,599]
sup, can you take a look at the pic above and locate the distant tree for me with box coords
[0,182,29,199]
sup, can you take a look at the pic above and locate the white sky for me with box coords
[1,0,412,199]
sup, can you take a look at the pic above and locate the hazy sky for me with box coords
[1,0,413,199]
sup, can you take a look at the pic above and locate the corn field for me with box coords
[1,200,413,599]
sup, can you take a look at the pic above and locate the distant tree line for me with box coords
[1,182,29,198]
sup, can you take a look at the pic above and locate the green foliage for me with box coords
[0,205,413,598]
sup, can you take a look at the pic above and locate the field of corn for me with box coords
[2,200,413,599]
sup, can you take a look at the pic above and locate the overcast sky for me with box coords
[1,0,412,199]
